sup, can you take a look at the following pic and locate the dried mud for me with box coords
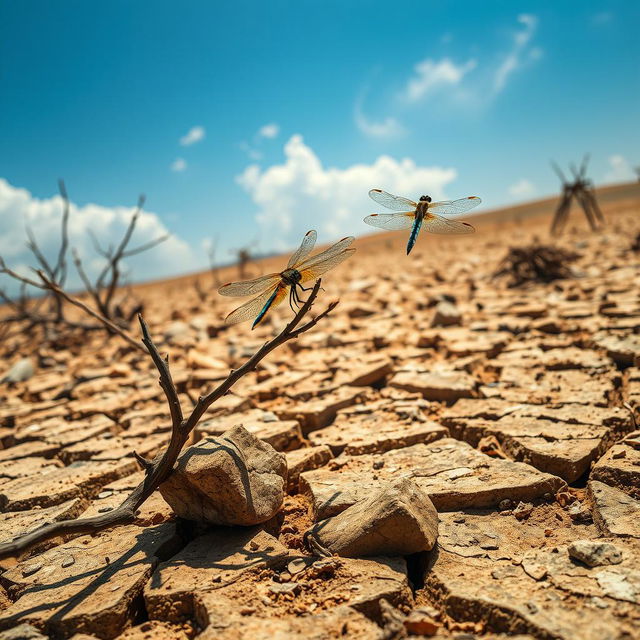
[1,184,639,639]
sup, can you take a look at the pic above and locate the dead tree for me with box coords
[230,237,259,280]
[75,194,168,325]
[0,279,336,560]
[550,154,605,235]
[0,184,168,342]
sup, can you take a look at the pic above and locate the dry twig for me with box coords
[0,279,336,560]
[493,244,581,288]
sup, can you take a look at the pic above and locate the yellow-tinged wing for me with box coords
[424,213,475,235]
[218,273,281,297]
[224,284,288,326]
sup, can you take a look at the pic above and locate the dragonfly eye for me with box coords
[426,195,432,203]
[419,195,428,201]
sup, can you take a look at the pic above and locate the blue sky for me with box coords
[1,1,639,286]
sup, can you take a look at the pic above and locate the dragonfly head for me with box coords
[419,195,432,203]
[281,268,302,286]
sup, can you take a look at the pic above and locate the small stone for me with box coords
[513,501,533,520]
[404,607,440,636]
[306,477,438,557]
[287,558,310,575]
[568,540,623,567]
[431,301,462,327]
[269,582,300,595]
[159,425,287,526]
[61,556,75,568]
[498,499,512,511]
[1,358,35,384]
[567,500,593,524]
[21,563,42,577]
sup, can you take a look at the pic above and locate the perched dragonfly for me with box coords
[364,189,481,255]
[218,230,355,328]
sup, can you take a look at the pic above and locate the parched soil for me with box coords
[1,183,640,639]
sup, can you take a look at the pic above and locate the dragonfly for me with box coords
[364,189,481,255]
[218,230,355,328]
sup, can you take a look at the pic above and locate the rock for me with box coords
[301,439,566,521]
[160,425,287,526]
[403,607,440,636]
[567,500,593,524]
[588,480,640,537]
[431,301,462,327]
[306,477,438,557]
[1,358,35,384]
[513,502,533,520]
[568,540,623,567]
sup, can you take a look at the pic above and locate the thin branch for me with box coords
[54,179,70,285]
[0,279,336,559]
[121,234,169,258]
[35,270,145,353]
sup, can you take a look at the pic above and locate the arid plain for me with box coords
[1,182,639,640]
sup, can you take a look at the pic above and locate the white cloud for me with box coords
[0,178,198,295]
[237,134,457,247]
[493,14,540,94]
[403,58,477,103]
[258,123,280,139]
[354,99,405,138]
[508,178,535,198]
[171,157,187,172]
[179,125,206,146]
[604,155,635,183]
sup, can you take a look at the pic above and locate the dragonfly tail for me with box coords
[252,287,279,329]
[407,216,423,255]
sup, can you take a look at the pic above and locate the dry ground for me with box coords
[0,182,639,639]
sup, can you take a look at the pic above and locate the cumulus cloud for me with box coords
[508,178,535,199]
[236,134,457,248]
[403,58,477,103]
[604,155,635,182]
[179,125,206,146]
[171,157,187,172]
[258,123,280,139]
[493,14,540,94]
[0,178,198,295]
[354,99,405,138]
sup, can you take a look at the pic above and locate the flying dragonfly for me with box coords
[218,230,355,329]
[364,189,481,255]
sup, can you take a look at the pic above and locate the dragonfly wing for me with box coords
[299,248,356,281]
[424,213,476,235]
[218,273,281,297]
[428,196,481,216]
[224,284,286,325]
[295,236,355,270]
[364,212,415,230]
[368,189,417,211]
[286,230,317,269]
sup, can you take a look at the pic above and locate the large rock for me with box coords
[306,477,438,557]
[160,425,287,525]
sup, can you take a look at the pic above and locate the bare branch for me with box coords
[35,270,145,353]
[0,279,336,559]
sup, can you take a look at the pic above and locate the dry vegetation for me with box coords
[0,182,639,639]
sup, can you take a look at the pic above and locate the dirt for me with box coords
[0,182,639,638]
